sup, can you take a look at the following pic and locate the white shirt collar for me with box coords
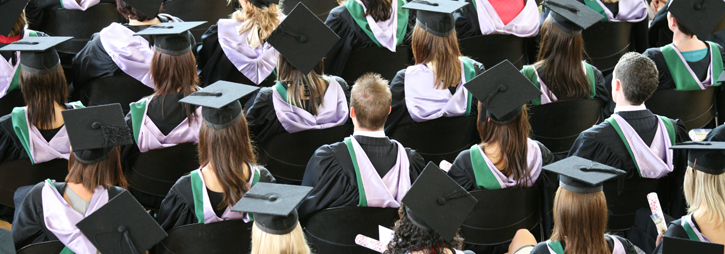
[614,104,647,113]
[353,129,387,138]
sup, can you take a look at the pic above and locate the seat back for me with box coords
[0,88,25,117]
[645,87,716,130]
[389,116,479,165]
[17,241,66,254]
[302,206,400,254]
[340,46,413,84]
[582,22,632,73]
[80,74,154,114]
[460,186,541,245]
[41,3,124,55]
[459,34,527,69]
[281,0,339,20]
[258,125,354,184]
[529,99,604,155]
[161,0,236,42]
[603,177,662,232]
[0,159,68,207]
[155,220,253,254]
[125,143,199,198]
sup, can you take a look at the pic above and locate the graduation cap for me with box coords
[0,228,14,254]
[669,0,725,40]
[135,21,206,56]
[248,0,278,8]
[402,0,468,37]
[662,236,724,254]
[541,0,604,35]
[463,60,541,124]
[121,0,164,19]
[231,183,312,235]
[0,36,71,75]
[0,0,29,36]
[76,191,168,254]
[179,81,259,129]
[62,103,133,164]
[402,162,478,242]
[543,156,626,194]
[670,141,725,175]
[267,2,340,75]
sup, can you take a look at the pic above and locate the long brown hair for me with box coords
[535,18,591,100]
[8,11,26,37]
[411,25,463,90]
[66,148,128,191]
[476,103,532,186]
[198,118,257,209]
[19,67,68,130]
[361,0,393,22]
[150,50,198,120]
[231,0,282,48]
[551,188,609,254]
[276,56,327,115]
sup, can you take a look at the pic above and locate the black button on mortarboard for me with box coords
[437,197,446,205]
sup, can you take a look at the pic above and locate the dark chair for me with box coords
[16,241,65,254]
[529,99,604,155]
[0,159,68,207]
[282,0,339,20]
[460,186,541,246]
[155,220,253,254]
[645,87,716,130]
[302,207,400,254]
[41,3,124,55]
[258,125,354,184]
[340,46,413,84]
[125,143,199,198]
[459,34,527,69]
[0,88,25,117]
[603,178,662,232]
[582,22,632,73]
[161,0,236,42]
[79,74,154,114]
[389,116,479,165]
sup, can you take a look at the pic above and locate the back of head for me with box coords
[351,73,392,130]
[551,187,609,254]
[683,167,725,227]
[411,25,463,89]
[276,56,327,115]
[150,50,198,120]
[19,66,68,129]
[476,103,532,186]
[251,221,311,254]
[536,18,591,100]
[116,0,158,21]
[360,0,393,22]
[232,0,282,48]
[613,52,658,105]
[66,147,128,190]
[384,205,464,254]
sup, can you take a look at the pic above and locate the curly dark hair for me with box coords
[384,206,464,254]
[116,0,160,21]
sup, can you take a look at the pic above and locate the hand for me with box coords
[655,234,664,247]
[650,0,667,14]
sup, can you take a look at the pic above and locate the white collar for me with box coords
[353,129,386,138]
[614,104,647,113]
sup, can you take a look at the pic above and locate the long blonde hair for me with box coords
[684,167,725,227]
[251,222,311,254]
[230,0,282,48]
[551,187,610,254]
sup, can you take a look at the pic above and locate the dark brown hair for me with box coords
[276,56,327,115]
[8,11,26,37]
[476,103,532,187]
[614,52,659,105]
[116,0,160,21]
[66,148,128,191]
[535,18,592,100]
[385,205,464,254]
[551,188,609,254]
[351,73,391,129]
[150,50,198,120]
[19,67,68,130]
[411,25,463,90]
[198,118,257,209]
[361,0,392,22]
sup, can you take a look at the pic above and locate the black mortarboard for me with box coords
[121,0,164,19]
[62,104,133,164]
[0,36,71,75]
[0,0,28,36]
[542,0,604,35]
[402,162,478,242]
[670,141,725,175]
[248,0,279,8]
[543,156,626,194]
[402,0,468,37]
[669,0,725,40]
[267,2,340,75]
[231,183,312,235]
[179,81,259,129]
[0,228,14,254]
[76,191,168,254]
[135,21,206,56]
[464,60,541,124]
[662,236,724,254]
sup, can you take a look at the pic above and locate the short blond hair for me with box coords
[251,221,311,254]
[351,73,392,130]
[684,167,725,227]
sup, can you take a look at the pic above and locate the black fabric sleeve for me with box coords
[453,0,482,40]
[245,87,285,143]
[592,65,612,117]
[297,144,359,219]
[12,182,52,250]
[385,69,411,134]
[256,166,277,183]
[537,140,555,166]
[156,176,198,231]
[70,33,118,99]
[405,147,426,180]
[666,119,691,218]
[448,150,477,192]
[643,47,676,90]
[651,220,689,254]
[632,18,650,53]
[0,114,25,163]
[197,23,219,75]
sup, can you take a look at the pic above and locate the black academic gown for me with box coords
[156,167,275,231]
[24,0,117,31]
[245,76,351,143]
[651,217,709,254]
[585,1,649,53]
[385,59,486,134]
[297,135,425,219]
[0,103,77,164]
[70,15,194,100]
[529,235,643,254]
[12,182,125,250]
[323,4,416,76]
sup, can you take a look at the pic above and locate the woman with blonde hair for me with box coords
[385,0,485,134]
